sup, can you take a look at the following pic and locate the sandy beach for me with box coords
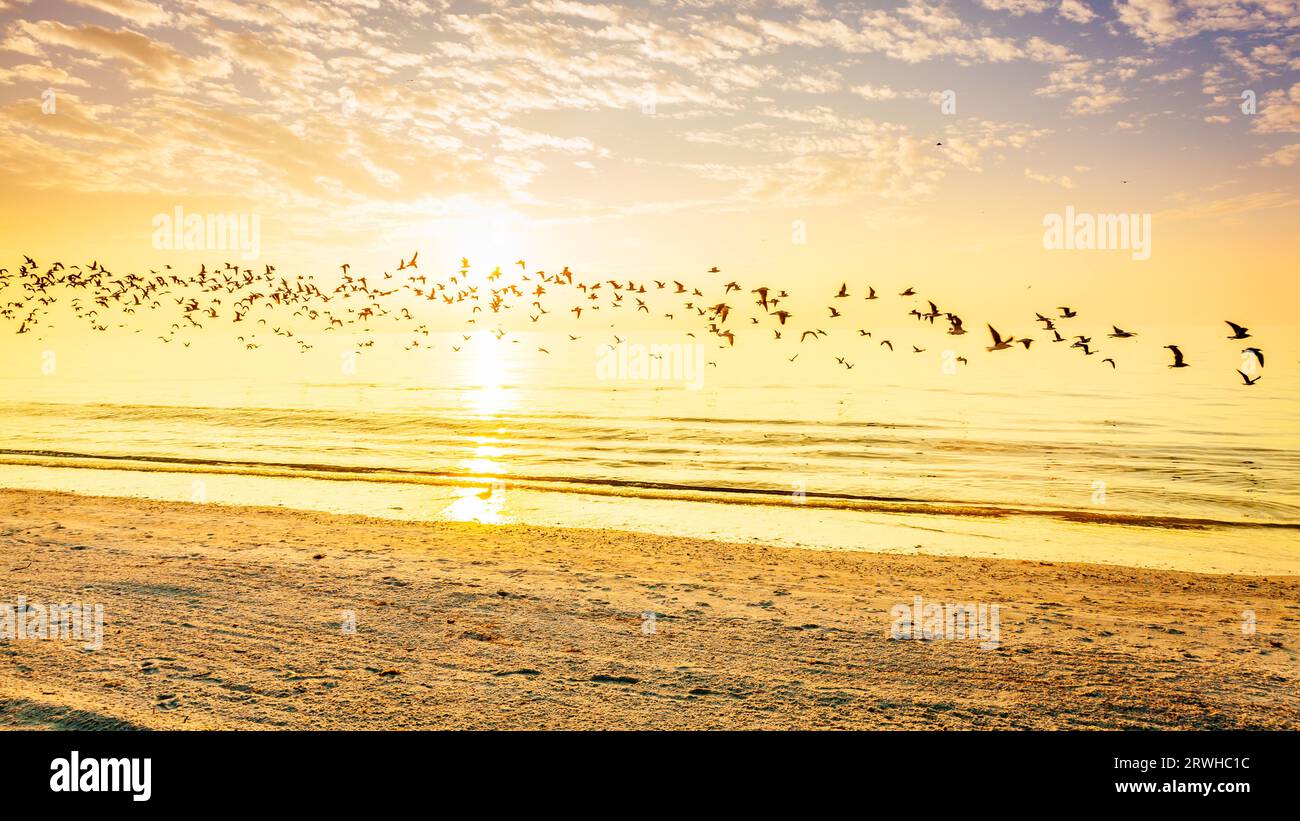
[1,488,1296,730]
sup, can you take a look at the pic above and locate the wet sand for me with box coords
[0,488,1296,729]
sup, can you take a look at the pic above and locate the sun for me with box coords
[427,205,531,275]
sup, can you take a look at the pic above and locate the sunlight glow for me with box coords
[439,482,508,524]
[464,330,514,418]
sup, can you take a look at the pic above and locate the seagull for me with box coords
[1225,321,1250,340]
[986,324,1014,351]
[1108,326,1137,338]
[1242,347,1264,367]
[1236,369,1260,386]
[1102,358,1116,368]
[1058,306,1077,318]
[1165,345,1188,368]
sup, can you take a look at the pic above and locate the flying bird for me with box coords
[986,325,1014,351]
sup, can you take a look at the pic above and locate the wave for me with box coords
[3,447,1296,532]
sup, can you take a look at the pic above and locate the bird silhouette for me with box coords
[986,325,1013,351]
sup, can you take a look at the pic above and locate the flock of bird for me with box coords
[0,253,1268,386]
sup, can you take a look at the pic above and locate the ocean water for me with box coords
[1,325,1297,574]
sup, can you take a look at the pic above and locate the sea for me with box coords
[1,322,1296,575]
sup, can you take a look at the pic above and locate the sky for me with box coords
[0,0,1297,332]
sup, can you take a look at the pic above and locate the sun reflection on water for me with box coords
[438,331,527,523]
[440,480,509,524]
[464,330,515,418]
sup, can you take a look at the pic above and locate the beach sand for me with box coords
[0,487,1296,730]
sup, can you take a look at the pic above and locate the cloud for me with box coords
[1252,82,1300,134]
[66,0,172,27]
[17,20,204,86]
[1058,0,1097,24]
[1035,59,1131,114]
[1115,0,1300,44]
[1161,189,1300,221]
[0,0,1291,239]
[1259,142,1300,166]
[1055,1,1097,23]
[1115,0,1182,43]
[0,62,90,87]
[980,0,1052,15]
[1024,167,1074,188]
[852,83,900,101]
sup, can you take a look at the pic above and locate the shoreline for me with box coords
[6,447,1300,531]
[1,488,1297,729]
[3,467,1299,576]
